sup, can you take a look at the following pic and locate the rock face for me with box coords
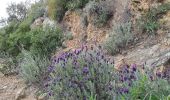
[157,10,170,69]
[113,0,131,23]
[43,17,56,28]
[62,0,170,70]
[63,0,131,48]
[115,43,170,67]
[15,87,26,100]
[114,31,170,70]
[31,17,45,29]
[63,10,111,49]
[113,0,170,69]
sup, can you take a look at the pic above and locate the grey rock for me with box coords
[15,87,26,100]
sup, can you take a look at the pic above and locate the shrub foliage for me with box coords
[44,46,170,100]
[19,50,50,85]
[46,46,115,100]
[104,22,133,55]
[85,1,112,27]
[139,3,170,34]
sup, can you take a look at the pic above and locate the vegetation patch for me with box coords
[1,1,170,100]
[44,45,170,100]
[45,45,115,100]
[104,22,133,55]
[19,50,50,86]
[138,3,170,34]
[85,1,113,27]
[47,0,90,22]
[0,52,16,75]
[28,26,63,57]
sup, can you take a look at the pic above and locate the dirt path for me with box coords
[0,73,37,100]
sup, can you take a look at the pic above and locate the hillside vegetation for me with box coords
[0,0,170,100]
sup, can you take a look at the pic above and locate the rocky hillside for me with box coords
[59,0,170,69]
[0,0,170,99]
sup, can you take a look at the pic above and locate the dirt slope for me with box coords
[0,73,37,100]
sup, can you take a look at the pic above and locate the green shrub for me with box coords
[47,0,90,22]
[47,0,67,21]
[27,1,45,22]
[104,22,133,55]
[1,23,63,57]
[85,1,112,27]
[46,46,115,99]
[19,50,50,85]
[6,23,31,56]
[139,3,170,34]
[65,31,73,40]
[168,95,170,100]
[0,52,16,75]
[6,2,27,22]
[0,21,25,56]
[4,21,19,34]
[0,28,9,52]
[66,0,89,10]
[117,66,170,100]
[29,26,63,57]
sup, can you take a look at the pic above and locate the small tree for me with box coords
[0,18,7,27]
[6,2,27,22]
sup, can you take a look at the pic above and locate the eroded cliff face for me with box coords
[63,11,111,47]
[62,0,170,71]
[115,0,170,71]
[63,0,131,48]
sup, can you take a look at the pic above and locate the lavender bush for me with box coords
[116,65,170,100]
[46,45,115,100]
[44,45,170,100]
[19,50,50,86]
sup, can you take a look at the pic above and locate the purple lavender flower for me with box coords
[123,88,129,93]
[156,71,162,77]
[130,74,136,80]
[47,77,51,81]
[131,64,137,72]
[74,49,81,55]
[73,60,77,66]
[83,96,86,100]
[108,84,113,90]
[82,67,89,74]
[48,91,53,96]
[122,65,129,73]
[128,82,132,86]
[69,53,73,57]
[150,75,154,81]
[123,76,128,81]
[101,55,104,59]
[54,59,57,63]
[97,52,100,56]
[83,76,89,81]
[48,66,54,73]
[118,87,129,94]
[44,83,49,87]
